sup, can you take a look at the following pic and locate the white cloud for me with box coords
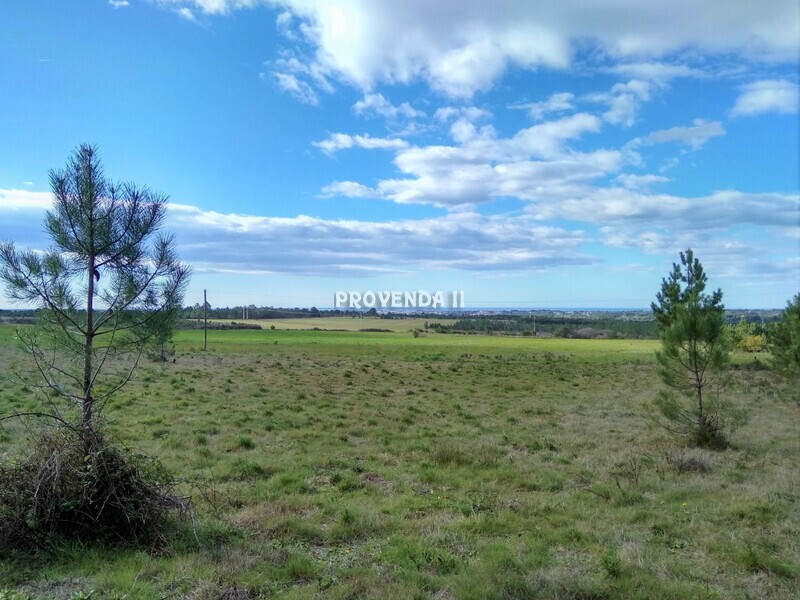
[177,7,196,21]
[313,133,409,155]
[730,79,799,117]
[320,181,380,198]
[433,106,492,122]
[352,93,424,119]
[605,62,705,83]
[109,0,130,8]
[615,173,670,190]
[0,189,52,211]
[262,0,798,99]
[599,227,800,284]
[152,1,798,100]
[264,51,335,105]
[154,0,261,15]
[589,79,652,127]
[271,71,318,105]
[531,188,799,231]
[629,119,726,151]
[322,113,615,206]
[275,10,299,39]
[4,186,796,286]
[511,92,575,121]
[165,203,593,275]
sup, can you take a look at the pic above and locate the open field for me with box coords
[0,325,797,599]
[207,317,456,332]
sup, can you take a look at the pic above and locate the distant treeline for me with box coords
[1,307,783,342]
[0,308,37,325]
[182,305,322,320]
[427,316,659,339]
[427,312,779,340]
[179,305,457,320]
[177,319,262,330]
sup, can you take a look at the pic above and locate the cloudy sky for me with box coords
[1,0,798,309]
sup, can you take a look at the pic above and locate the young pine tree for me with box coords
[769,293,800,394]
[651,249,736,448]
[0,144,189,445]
[0,144,190,546]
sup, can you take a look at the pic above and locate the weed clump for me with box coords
[0,425,186,551]
[666,448,712,473]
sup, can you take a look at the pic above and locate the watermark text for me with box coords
[334,290,465,309]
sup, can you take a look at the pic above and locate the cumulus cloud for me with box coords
[3,186,796,286]
[177,7,196,21]
[265,51,334,105]
[275,9,300,39]
[605,62,706,83]
[0,188,52,211]
[433,106,492,122]
[184,0,797,99]
[730,79,799,117]
[150,1,799,101]
[313,133,409,154]
[628,119,726,151]
[271,71,318,105]
[152,0,260,15]
[588,80,653,127]
[165,204,593,275]
[320,181,381,199]
[321,112,616,206]
[511,92,575,121]
[353,93,424,119]
[0,190,56,249]
[531,188,799,231]
[0,188,593,275]
[599,227,800,284]
[615,173,670,190]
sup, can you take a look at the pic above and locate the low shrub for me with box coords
[666,447,712,473]
[737,334,767,353]
[0,424,186,551]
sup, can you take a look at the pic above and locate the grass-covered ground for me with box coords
[0,325,797,599]
[208,316,456,332]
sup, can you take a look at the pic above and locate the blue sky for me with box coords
[1,0,798,310]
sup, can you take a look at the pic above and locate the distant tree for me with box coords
[769,293,800,388]
[650,249,738,448]
[147,312,178,363]
[553,325,570,338]
[725,317,766,352]
[737,334,767,353]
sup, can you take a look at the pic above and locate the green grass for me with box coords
[208,315,455,332]
[0,325,797,599]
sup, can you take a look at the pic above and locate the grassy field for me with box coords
[0,325,797,599]
[207,316,456,332]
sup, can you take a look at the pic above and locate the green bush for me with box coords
[737,334,767,353]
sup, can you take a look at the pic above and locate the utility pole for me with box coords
[203,289,208,351]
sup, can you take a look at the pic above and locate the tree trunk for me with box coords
[696,379,703,425]
[82,252,95,445]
